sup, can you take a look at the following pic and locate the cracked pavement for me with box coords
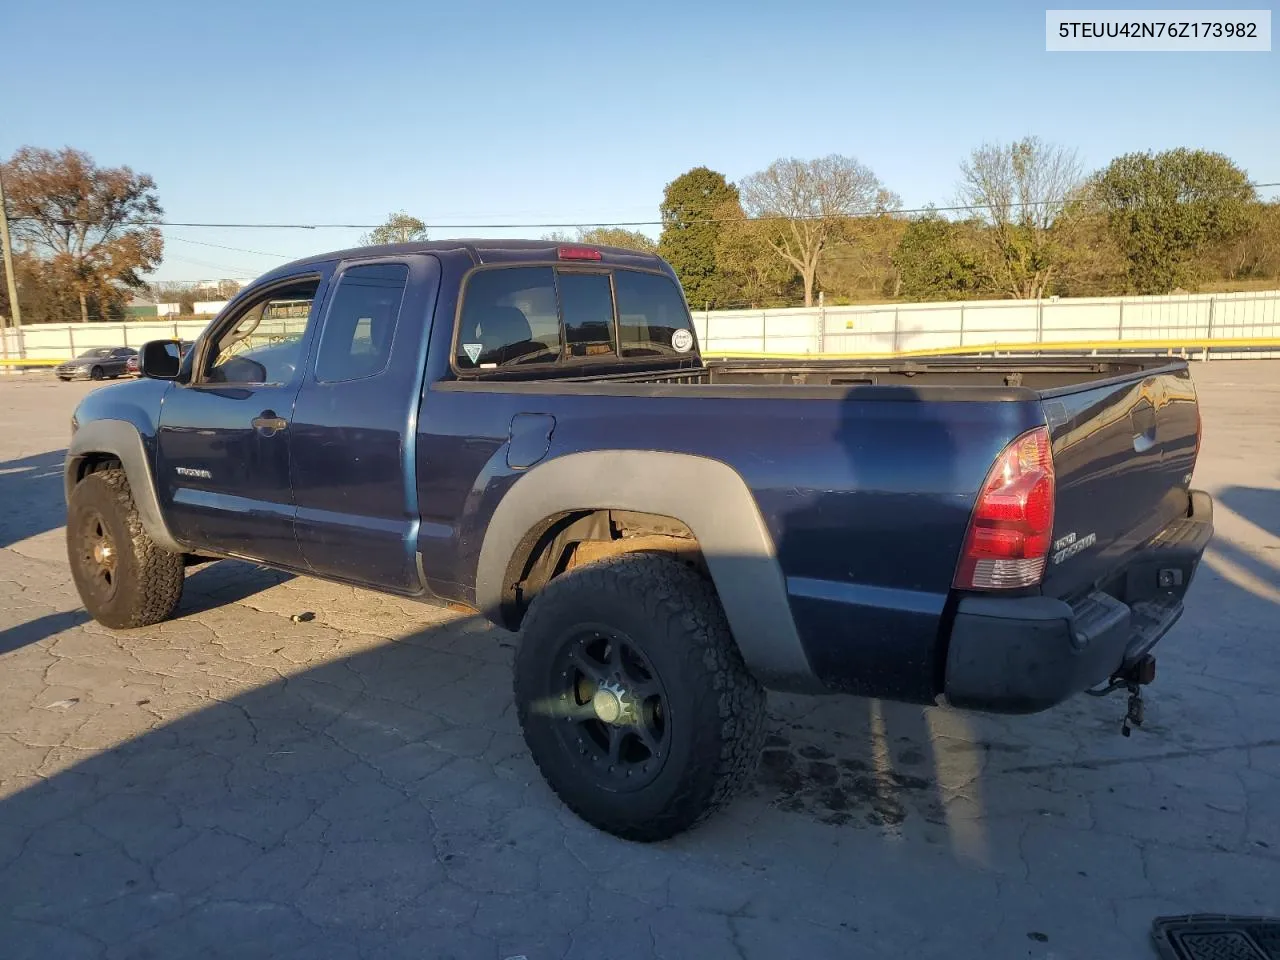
[1,363,1277,959]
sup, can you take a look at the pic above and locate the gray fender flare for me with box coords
[475,450,820,692]
[65,420,185,553]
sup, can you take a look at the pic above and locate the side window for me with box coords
[457,267,560,368]
[557,273,616,358]
[314,264,409,382]
[614,271,696,358]
[205,279,319,385]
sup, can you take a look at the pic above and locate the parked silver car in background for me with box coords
[56,347,137,381]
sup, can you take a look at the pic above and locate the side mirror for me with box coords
[139,340,182,380]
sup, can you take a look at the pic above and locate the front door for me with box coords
[155,273,327,568]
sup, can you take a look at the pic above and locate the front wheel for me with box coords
[514,554,766,841]
[66,468,185,629]
[89,366,104,381]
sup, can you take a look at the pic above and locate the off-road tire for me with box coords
[66,468,184,629]
[514,554,767,841]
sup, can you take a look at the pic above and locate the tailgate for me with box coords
[1039,365,1200,601]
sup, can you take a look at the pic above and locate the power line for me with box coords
[12,179,1278,231]
[166,235,289,258]
[161,251,263,275]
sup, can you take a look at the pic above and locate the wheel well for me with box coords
[499,509,707,629]
[74,453,123,485]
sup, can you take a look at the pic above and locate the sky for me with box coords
[4,0,1277,284]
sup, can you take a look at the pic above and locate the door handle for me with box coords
[251,412,288,436]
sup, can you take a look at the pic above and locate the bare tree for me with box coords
[738,155,896,306]
[957,137,1083,299]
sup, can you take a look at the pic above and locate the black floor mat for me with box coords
[1153,916,1280,960]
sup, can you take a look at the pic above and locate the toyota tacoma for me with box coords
[64,240,1213,840]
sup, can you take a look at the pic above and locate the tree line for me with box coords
[643,141,1276,310]
[3,140,1277,325]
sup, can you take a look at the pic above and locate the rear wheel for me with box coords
[66,468,184,629]
[514,554,766,841]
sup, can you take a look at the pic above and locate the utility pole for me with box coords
[0,168,22,340]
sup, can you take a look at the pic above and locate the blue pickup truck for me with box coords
[64,240,1213,840]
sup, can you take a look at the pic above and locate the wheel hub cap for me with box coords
[77,511,118,600]
[591,679,636,725]
[549,630,671,791]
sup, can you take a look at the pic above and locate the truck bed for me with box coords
[449,349,1198,638]
[554,355,1181,392]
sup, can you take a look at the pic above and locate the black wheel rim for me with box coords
[91,367,103,380]
[546,626,672,792]
[76,510,118,602]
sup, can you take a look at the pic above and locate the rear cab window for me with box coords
[314,263,409,382]
[455,264,696,372]
[614,270,696,358]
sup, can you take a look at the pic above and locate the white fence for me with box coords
[691,289,1280,358]
[2,318,215,362]
[4,289,1279,365]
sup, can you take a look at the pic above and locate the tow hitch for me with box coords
[1086,655,1157,736]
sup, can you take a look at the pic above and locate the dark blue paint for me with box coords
[289,255,441,591]
[70,239,1202,703]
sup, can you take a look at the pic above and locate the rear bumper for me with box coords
[943,489,1214,714]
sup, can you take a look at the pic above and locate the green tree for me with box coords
[0,252,88,323]
[658,167,740,309]
[545,227,657,252]
[1092,149,1257,294]
[819,215,909,300]
[2,146,163,323]
[1043,199,1127,298]
[714,200,800,307]
[893,215,985,300]
[361,211,428,246]
[1213,200,1280,282]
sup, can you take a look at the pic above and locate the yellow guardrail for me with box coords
[710,336,1280,360]
[0,357,67,367]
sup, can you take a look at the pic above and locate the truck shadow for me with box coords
[0,543,1276,955]
[764,386,990,855]
[0,449,67,549]
[0,562,296,656]
[1217,484,1280,546]
[176,560,298,617]
[0,602,973,959]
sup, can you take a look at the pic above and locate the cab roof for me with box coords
[261,238,667,284]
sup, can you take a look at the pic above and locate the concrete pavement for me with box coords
[1,362,1277,959]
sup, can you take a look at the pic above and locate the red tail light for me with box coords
[953,426,1056,591]
[557,246,602,261]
